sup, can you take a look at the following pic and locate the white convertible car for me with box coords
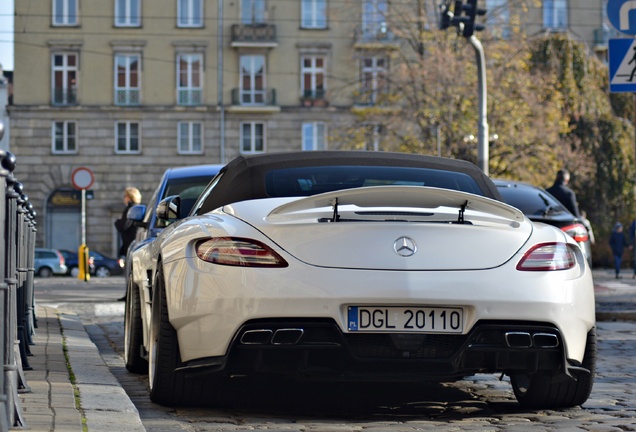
[124,151,596,408]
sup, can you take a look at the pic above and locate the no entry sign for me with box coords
[71,167,94,190]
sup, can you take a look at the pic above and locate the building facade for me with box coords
[9,0,609,256]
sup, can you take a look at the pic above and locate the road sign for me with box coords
[71,167,95,190]
[609,38,636,93]
[608,0,636,35]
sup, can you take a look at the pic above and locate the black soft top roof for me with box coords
[196,151,501,214]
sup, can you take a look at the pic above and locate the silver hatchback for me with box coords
[34,248,68,277]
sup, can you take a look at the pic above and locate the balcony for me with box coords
[178,89,202,106]
[353,25,399,50]
[300,89,328,107]
[350,91,401,113]
[228,88,280,113]
[115,89,140,106]
[52,87,78,106]
[231,24,278,48]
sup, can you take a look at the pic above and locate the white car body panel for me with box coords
[154,188,595,366]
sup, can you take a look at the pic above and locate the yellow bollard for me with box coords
[78,244,90,281]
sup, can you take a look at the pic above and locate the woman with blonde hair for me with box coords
[115,186,141,257]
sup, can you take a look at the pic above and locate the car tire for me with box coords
[124,274,148,374]
[69,266,79,277]
[95,266,111,277]
[148,262,203,406]
[511,327,597,408]
[38,267,53,278]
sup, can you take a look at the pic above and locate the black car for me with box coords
[493,179,593,266]
[89,251,124,277]
[60,249,119,277]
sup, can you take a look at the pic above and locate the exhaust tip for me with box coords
[240,329,273,345]
[271,328,304,345]
[505,332,532,348]
[533,333,559,348]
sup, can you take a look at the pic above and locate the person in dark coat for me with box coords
[609,222,630,279]
[546,169,581,218]
[114,186,142,258]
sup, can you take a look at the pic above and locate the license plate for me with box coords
[347,306,464,333]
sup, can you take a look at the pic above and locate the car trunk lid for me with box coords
[225,186,532,271]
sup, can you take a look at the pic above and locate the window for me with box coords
[485,0,510,39]
[115,54,141,105]
[301,0,327,29]
[52,121,77,153]
[240,55,266,105]
[178,0,203,27]
[52,53,78,105]
[543,0,567,30]
[302,122,327,150]
[301,56,326,98]
[177,53,203,106]
[115,0,141,27]
[115,121,140,153]
[53,0,78,26]
[360,57,387,104]
[178,122,203,154]
[242,0,266,24]
[241,122,265,154]
[362,0,387,39]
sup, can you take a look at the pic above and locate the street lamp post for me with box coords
[468,34,489,176]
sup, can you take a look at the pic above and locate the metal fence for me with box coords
[1,147,37,430]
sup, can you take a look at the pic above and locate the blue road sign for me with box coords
[609,38,636,92]
[608,0,636,35]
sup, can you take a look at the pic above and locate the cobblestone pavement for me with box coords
[73,268,636,432]
[85,318,636,432]
[22,269,636,431]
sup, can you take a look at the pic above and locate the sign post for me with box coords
[607,0,636,195]
[71,167,94,281]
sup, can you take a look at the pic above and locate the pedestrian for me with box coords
[629,218,636,278]
[609,222,630,279]
[546,168,581,218]
[114,186,142,259]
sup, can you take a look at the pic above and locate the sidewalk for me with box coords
[17,305,145,432]
[12,269,636,431]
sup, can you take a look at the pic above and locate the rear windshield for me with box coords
[265,166,485,197]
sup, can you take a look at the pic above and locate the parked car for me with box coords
[123,164,223,372]
[89,251,124,277]
[123,151,596,409]
[493,179,593,267]
[59,249,95,277]
[34,248,67,277]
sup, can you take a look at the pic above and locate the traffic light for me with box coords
[439,4,453,30]
[462,0,487,37]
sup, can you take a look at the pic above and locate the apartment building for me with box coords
[8,0,608,256]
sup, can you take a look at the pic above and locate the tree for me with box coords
[332,2,636,266]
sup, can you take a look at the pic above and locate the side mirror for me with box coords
[127,204,147,227]
[156,195,180,221]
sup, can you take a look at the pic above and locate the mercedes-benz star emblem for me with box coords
[394,237,417,257]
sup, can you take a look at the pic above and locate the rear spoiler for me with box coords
[267,186,524,223]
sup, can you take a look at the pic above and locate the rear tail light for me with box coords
[196,237,288,268]
[561,223,589,243]
[516,242,576,271]
[56,251,65,266]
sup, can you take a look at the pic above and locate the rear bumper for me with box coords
[177,319,588,382]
